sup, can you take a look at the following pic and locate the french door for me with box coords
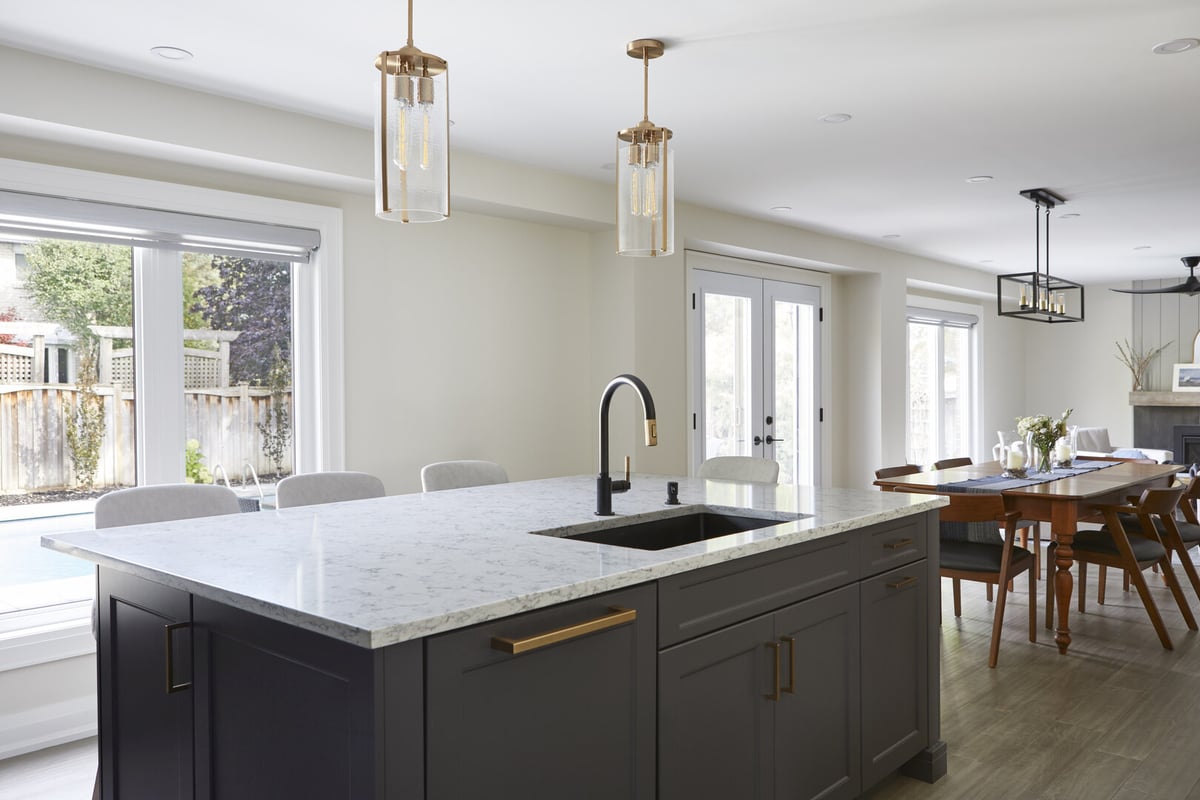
[690,269,821,484]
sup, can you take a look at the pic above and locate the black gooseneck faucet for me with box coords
[597,374,657,515]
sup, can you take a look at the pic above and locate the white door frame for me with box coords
[686,251,832,485]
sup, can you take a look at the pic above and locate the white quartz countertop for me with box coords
[42,475,945,648]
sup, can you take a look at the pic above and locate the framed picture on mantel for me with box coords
[1172,363,1200,392]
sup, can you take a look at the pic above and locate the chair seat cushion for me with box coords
[1079,528,1166,561]
[1118,514,1200,544]
[941,540,1033,574]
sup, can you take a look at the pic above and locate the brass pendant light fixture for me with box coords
[996,188,1084,323]
[617,39,674,257]
[374,0,449,222]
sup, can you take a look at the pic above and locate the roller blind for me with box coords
[906,306,978,328]
[0,189,320,263]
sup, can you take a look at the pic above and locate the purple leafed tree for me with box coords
[194,257,292,386]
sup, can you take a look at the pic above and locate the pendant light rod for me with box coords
[407,0,414,46]
[642,50,650,121]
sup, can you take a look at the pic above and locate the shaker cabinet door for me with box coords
[859,563,929,788]
[773,585,860,800]
[658,614,775,800]
[97,568,194,800]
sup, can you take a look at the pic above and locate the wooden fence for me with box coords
[0,384,291,494]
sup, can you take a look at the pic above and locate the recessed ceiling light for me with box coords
[1059,212,1080,219]
[1152,38,1200,55]
[882,234,901,239]
[819,113,852,124]
[1134,245,1153,250]
[150,46,193,61]
[979,259,995,264]
[770,206,792,213]
[965,175,993,183]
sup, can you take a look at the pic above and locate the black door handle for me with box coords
[753,435,764,446]
[765,435,785,444]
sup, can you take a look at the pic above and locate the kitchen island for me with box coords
[45,475,948,800]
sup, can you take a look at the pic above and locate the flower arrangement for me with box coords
[1017,408,1073,472]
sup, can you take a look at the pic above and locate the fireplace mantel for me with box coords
[1130,392,1200,407]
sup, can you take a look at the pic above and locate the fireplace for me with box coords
[1174,425,1200,468]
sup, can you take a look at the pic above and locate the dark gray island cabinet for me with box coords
[95,512,943,800]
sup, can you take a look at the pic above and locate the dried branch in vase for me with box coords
[1115,339,1171,392]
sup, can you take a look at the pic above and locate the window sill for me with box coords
[0,602,94,672]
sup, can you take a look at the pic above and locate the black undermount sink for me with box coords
[546,510,798,551]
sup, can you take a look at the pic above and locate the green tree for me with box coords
[65,343,106,490]
[182,252,219,334]
[23,241,133,340]
[256,345,291,477]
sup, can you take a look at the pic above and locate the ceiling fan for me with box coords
[1111,257,1200,295]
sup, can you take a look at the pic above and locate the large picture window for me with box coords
[0,159,343,643]
[906,306,976,469]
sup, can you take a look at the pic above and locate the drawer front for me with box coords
[658,535,859,648]
[426,584,657,800]
[860,517,927,577]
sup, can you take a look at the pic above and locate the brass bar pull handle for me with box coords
[887,576,919,590]
[765,642,781,701]
[491,607,637,655]
[781,636,796,694]
[164,622,192,694]
[884,537,915,550]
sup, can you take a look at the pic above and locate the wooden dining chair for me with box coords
[932,457,973,470]
[896,487,1036,667]
[1048,485,1196,650]
[875,464,922,481]
[930,456,1043,582]
[1104,475,1200,599]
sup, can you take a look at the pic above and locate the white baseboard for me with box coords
[0,696,97,760]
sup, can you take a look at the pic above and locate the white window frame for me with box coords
[905,301,980,465]
[0,157,344,666]
[0,157,345,476]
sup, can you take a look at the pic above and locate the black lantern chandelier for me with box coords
[996,188,1084,323]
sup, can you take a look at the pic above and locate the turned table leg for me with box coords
[1052,528,1074,654]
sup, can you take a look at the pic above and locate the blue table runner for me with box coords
[934,460,1118,543]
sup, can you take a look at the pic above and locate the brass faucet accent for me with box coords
[597,374,657,515]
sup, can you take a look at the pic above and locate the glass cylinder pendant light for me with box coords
[617,39,674,257]
[374,0,449,222]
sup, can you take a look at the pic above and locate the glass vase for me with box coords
[1026,432,1052,474]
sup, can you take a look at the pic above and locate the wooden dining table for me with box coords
[874,460,1181,655]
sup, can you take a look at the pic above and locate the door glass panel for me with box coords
[186,255,295,488]
[773,299,815,485]
[703,292,754,458]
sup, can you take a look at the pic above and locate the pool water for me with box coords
[0,512,94,613]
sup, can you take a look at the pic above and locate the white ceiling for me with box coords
[1,0,1198,284]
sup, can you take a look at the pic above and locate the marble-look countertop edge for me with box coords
[43,477,946,649]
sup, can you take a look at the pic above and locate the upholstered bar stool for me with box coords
[421,460,509,492]
[698,456,779,483]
